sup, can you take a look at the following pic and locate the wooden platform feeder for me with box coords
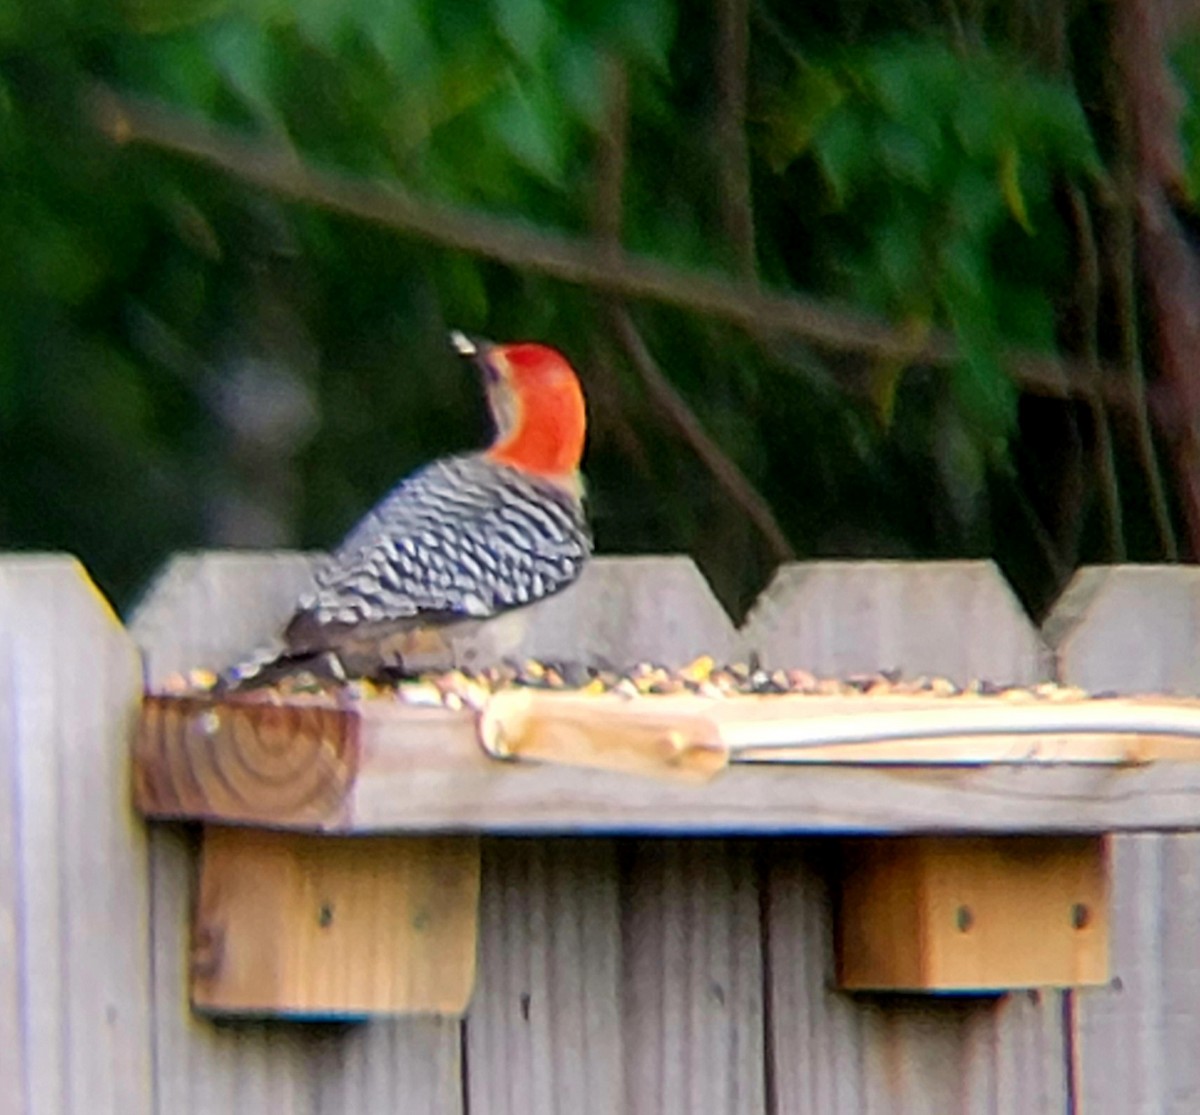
[133,685,1200,1013]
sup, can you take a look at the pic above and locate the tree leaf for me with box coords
[491,0,550,66]
[999,144,1033,233]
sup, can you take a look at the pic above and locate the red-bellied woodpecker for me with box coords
[227,332,590,685]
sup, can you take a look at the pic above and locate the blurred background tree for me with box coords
[2,0,1199,621]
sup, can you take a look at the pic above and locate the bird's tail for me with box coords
[218,640,349,692]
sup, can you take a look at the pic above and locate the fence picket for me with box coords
[746,560,1066,1113]
[129,552,462,1115]
[0,557,152,1115]
[1047,565,1200,1115]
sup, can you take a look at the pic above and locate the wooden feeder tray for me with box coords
[133,683,1200,1014]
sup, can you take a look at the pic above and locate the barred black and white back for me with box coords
[260,453,587,669]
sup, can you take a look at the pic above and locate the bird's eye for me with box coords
[483,361,502,385]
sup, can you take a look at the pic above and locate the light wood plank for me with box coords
[754,561,1067,1113]
[130,552,462,1115]
[1048,566,1200,1113]
[1045,564,1200,695]
[135,695,359,825]
[192,829,479,1016]
[761,844,864,1114]
[0,556,152,1115]
[621,840,765,1114]
[135,694,1200,834]
[305,1017,463,1114]
[479,686,1200,767]
[838,837,1108,991]
[465,839,623,1115]
[0,625,27,1115]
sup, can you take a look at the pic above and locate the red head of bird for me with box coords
[452,333,587,486]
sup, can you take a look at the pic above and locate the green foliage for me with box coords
[0,0,1172,618]
[1172,32,1200,202]
[762,40,1096,435]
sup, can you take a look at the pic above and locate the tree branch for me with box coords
[1114,0,1200,557]
[1067,184,1125,561]
[1099,5,1178,559]
[714,0,756,278]
[590,54,629,252]
[582,57,655,475]
[609,307,795,562]
[587,57,793,562]
[92,85,1133,409]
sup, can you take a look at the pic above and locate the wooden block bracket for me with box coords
[192,826,480,1018]
[837,835,1109,993]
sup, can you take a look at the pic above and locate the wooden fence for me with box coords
[3,552,1200,1114]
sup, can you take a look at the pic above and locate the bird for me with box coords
[225,331,591,687]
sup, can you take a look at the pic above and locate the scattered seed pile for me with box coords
[161,656,1094,712]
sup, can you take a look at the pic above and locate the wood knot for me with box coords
[191,922,225,981]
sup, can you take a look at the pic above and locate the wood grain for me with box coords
[763,843,1055,1114]
[192,828,480,1016]
[755,561,1068,1114]
[130,552,464,1115]
[742,560,1053,683]
[1048,565,1200,1114]
[465,839,624,1115]
[621,840,765,1114]
[446,555,740,673]
[135,692,1200,833]
[0,556,153,1115]
[480,687,1200,766]
[135,695,358,826]
[838,836,1109,991]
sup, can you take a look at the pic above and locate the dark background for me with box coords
[3,0,1199,622]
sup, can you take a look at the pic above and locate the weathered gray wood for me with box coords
[757,562,1067,1113]
[0,556,152,1115]
[761,845,864,1113]
[146,826,315,1115]
[744,560,1052,684]
[621,840,764,1114]
[458,555,739,670]
[456,555,757,1113]
[579,564,764,1115]
[765,845,1069,1114]
[1049,566,1200,1114]
[129,550,317,679]
[765,842,994,1115]
[306,1016,464,1113]
[466,839,623,1115]
[0,627,24,1115]
[130,552,461,1115]
[1045,564,1200,695]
